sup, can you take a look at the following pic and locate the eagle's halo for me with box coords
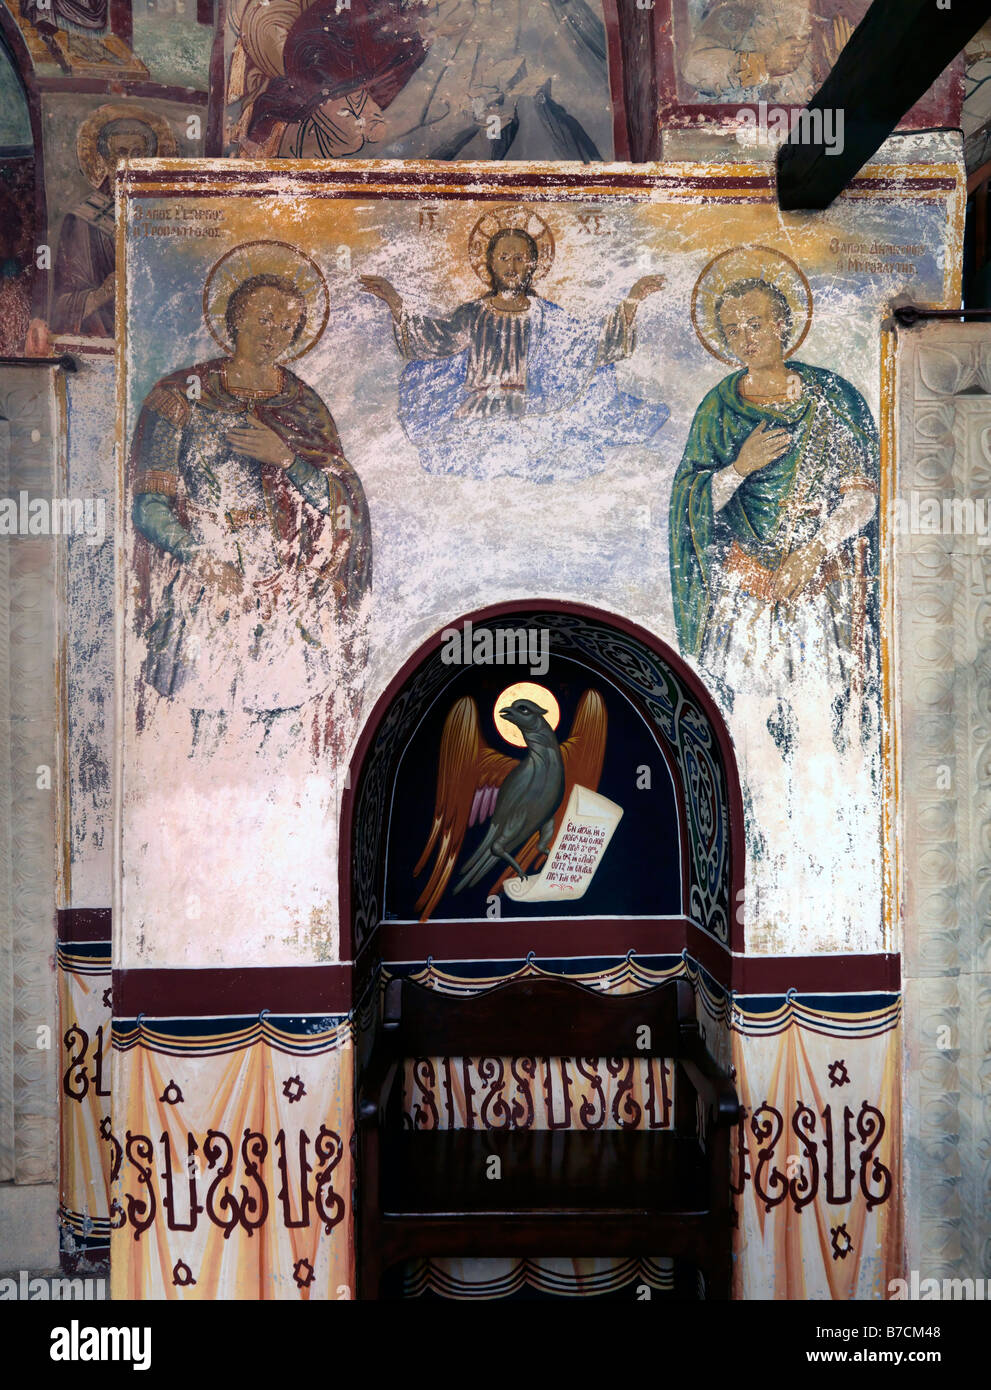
[493,683,561,748]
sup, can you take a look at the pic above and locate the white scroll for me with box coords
[503,784,624,903]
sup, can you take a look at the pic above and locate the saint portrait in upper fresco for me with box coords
[226,0,616,161]
[678,0,855,105]
[669,244,881,928]
[128,241,372,758]
[669,245,879,720]
[21,0,108,36]
[360,207,669,481]
[51,104,176,340]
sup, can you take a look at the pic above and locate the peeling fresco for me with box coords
[117,158,959,967]
[0,0,982,1306]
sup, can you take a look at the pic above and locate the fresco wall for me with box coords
[0,363,61,1271]
[0,0,209,1266]
[0,0,982,1301]
[116,159,961,967]
[102,155,962,1297]
[54,358,114,1267]
[218,0,622,162]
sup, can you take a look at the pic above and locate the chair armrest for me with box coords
[357,1046,400,1128]
[680,1035,740,1128]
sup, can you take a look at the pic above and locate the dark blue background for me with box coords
[384,655,684,921]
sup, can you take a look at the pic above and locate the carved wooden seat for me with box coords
[356,974,739,1299]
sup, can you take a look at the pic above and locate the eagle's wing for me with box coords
[489,689,608,893]
[414,696,519,922]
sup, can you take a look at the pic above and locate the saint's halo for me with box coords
[691,244,813,366]
[202,239,329,361]
[494,683,560,749]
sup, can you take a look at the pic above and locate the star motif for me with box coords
[99,1116,112,1140]
[293,1258,315,1289]
[830,1224,853,1260]
[159,1079,184,1105]
[102,987,113,1010]
[172,1260,196,1287]
[827,1059,850,1088]
[283,1074,306,1103]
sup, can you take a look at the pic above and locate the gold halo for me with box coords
[494,683,560,750]
[202,240,330,361]
[691,244,813,366]
[76,103,177,191]
[468,206,556,284]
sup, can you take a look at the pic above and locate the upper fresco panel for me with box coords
[220,0,626,161]
[658,0,963,135]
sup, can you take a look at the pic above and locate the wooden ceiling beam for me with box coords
[778,0,991,210]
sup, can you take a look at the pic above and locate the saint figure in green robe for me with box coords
[669,275,879,724]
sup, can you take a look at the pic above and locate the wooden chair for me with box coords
[356,973,739,1300]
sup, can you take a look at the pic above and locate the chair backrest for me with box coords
[382,974,695,1059]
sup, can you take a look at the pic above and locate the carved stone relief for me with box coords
[896,323,991,1285]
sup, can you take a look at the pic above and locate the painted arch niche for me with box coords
[345,604,744,961]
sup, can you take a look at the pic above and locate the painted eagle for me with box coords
[413,690,607,922]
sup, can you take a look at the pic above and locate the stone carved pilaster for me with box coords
[896,326,991,1284]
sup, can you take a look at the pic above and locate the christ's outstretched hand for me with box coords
[359,275,404,319]
[627,274,665,303]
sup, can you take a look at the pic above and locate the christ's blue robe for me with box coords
[395,295,669,481]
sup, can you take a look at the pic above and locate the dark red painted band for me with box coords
[112,950,900,1013]
[734,952,901,996]
[58,907,112,943]
[375,927,900,996]
[205,0,229,156]
[36,79,208,104]
[122,167,772,191]
[109,0,131,44]
[123,166,955,198]
[114,964,352,1017]
[376,916,731,982]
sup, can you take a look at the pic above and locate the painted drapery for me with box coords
[58,943,112,1263]
[109,1015,354,1299]
[732,995,902,1300]
[386,961,901,1299]
[402,1053,674,1132]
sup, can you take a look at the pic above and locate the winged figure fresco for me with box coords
[414,689,607,922]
